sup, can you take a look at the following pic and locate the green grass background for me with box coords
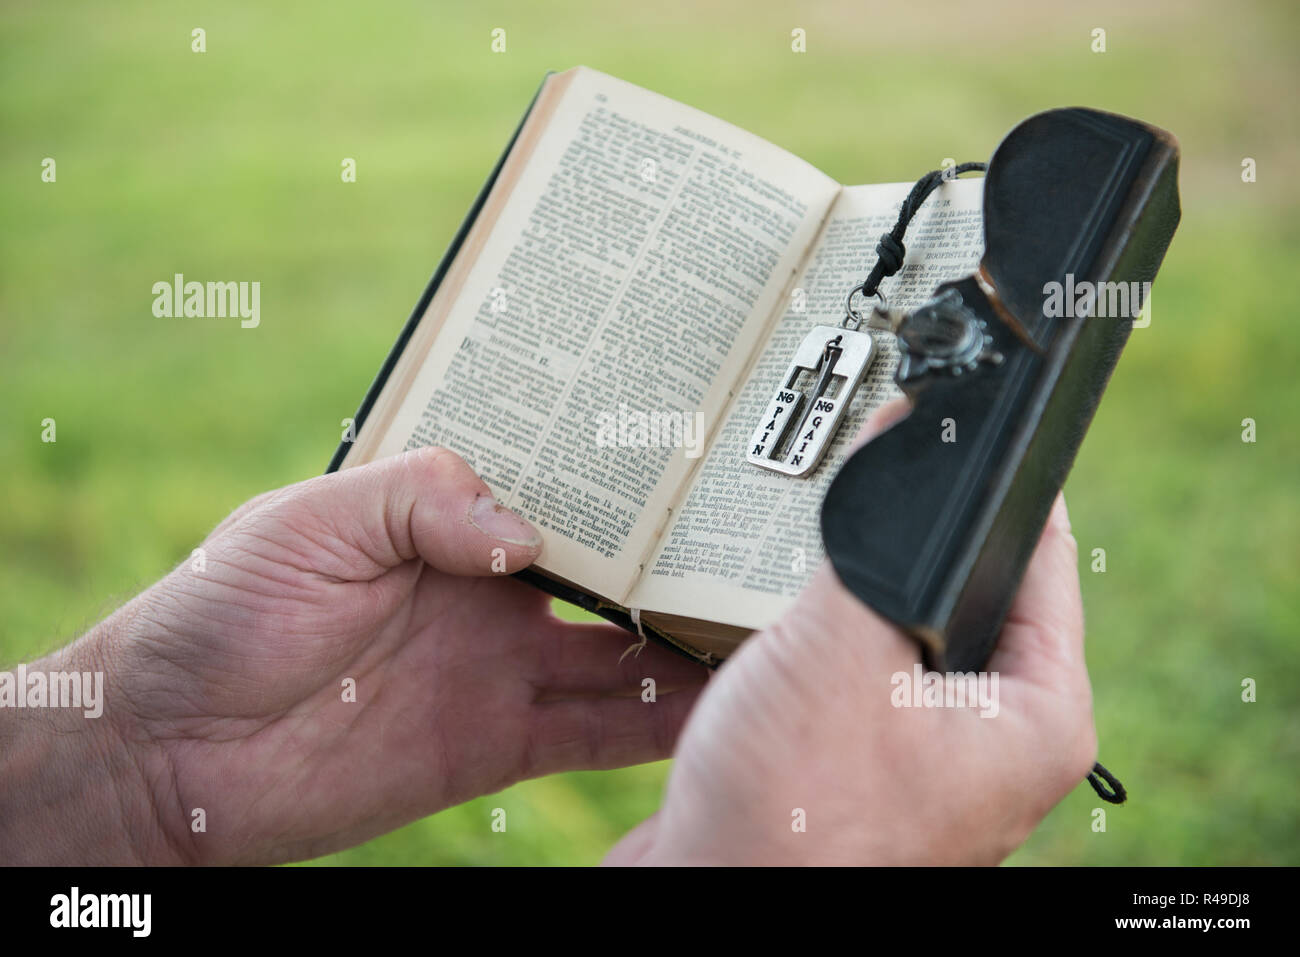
[2,0,1296,865]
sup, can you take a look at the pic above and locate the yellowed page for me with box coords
[346,66,840,601]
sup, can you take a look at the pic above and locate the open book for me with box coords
[338,66,985,663]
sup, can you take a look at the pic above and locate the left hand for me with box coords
[1,447,706,865]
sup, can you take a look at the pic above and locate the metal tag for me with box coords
[746,326,875,477]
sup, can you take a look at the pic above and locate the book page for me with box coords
[629,178,985,631]
[347,67,839,601]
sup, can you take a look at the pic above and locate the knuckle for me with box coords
[1071,719,1100,782]
[411,444,461,476]
[1061,529,1079,562]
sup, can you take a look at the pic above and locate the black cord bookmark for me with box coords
[1087,761,1127,804]
[746,161,988,478]
[853,161,987,303]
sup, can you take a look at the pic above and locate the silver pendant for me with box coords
[746,325,875,477]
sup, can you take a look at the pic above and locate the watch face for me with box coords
[899,291,984,371]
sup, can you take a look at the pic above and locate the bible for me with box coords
[330,66,1179,667]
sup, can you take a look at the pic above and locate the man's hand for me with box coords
[608,407,1098,866]
[0,447,707,865]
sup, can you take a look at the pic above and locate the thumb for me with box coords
[288,446,543,578]
[766,395,921,672]
[850,396,913,452]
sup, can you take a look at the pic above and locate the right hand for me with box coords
[608,407,1096,865]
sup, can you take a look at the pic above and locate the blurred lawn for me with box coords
[2,0,1297,865]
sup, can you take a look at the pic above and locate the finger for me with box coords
[284,446,542,579]
[747,396,919,679]
[770,562,920,678]
[848,396,913,452]
[204,486,294,543]
[532,621,711,696]
[523,687,704,776]
[986,494,1096,791]
[604,812,662,866]
[986,493,1086,686]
